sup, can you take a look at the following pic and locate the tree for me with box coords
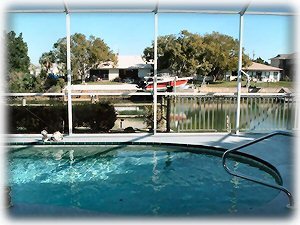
[201,32,251,81]
[176,30,205,77]
[143,30,204,77]
[6,31,43,92]
[254,57,269,65]
[39,51,56,73]
[143,31,252,81]
[42,33,117,83]
[8,71,43,93]
[7,31,30,73]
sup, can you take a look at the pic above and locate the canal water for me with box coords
[114,96,295,132]
[169,96,295,132]
[9,95,295,133]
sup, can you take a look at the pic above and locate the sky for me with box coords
[6,12,294,65]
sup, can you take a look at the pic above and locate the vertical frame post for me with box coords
[66,10,73,135]
[235,11,245,134]
[153,11,158,134]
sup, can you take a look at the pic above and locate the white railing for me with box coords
[6,92,296,133]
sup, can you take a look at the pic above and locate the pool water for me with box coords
[7,145,280,216]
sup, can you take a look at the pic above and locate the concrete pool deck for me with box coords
[7,132,267,149]
[6,132,295,217]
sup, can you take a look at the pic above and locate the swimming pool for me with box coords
[7,143,282,217]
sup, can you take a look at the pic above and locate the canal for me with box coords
[8,94,295,133]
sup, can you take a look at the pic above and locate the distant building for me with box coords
[29,64,41,77]
[270,53,295,80]
[243,62,282,82]
[49,63,62,75]
[89,55,152,81]
[46,63,64,75]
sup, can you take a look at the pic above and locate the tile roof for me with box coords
[243,62,282,71]
[100,55,152,69]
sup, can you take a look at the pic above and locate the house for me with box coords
[29,64,41,77]
[242,62,282,82]
[257,87,293,93]
[270,53,295,80]
[89,55,152,81]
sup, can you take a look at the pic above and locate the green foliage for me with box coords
[9,104,67,133]
[6,31,30,73]
[46,81,65,93]
[73,102,117,132]
[44,76,65,92]
[6,31,42,92]
[112,77,122,82]
[143,105,164,131]
[39,51,56,72]
[254,57,269,65]
[143,31,252,80]
[8,71,43,93]
[9,102,117,133]
[41,33,117,83]
[144,31,203,77]
[201,32,251,81]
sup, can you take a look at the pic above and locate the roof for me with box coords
[100,55,152,69]
[258,87,293,93]
[243,62,283,71]
[270,53,296,60]
[6,0,295,15]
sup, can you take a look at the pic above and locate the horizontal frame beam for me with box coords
[6,9,296,16]
[4,92,293,97]
[4,93,65,97]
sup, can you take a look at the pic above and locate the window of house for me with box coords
[274,72,278,79]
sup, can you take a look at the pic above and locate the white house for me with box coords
[29,64,41,77]
[242,62,282,82]
[89,55,152,81]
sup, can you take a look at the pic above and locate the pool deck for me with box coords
[7,132,266,149]
[6,132,295,217]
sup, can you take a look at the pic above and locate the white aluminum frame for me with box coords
[6,2,295,135]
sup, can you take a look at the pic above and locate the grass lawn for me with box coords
[204,81,294,88]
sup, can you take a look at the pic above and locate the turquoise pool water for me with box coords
[7,145,280,216]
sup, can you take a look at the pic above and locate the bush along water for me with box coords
[9,102,116,133]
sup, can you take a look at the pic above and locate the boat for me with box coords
[137,74,193,91]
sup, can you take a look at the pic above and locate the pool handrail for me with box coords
[222,130,294,208]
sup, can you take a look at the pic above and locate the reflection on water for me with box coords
[170,96,295,132]
[9,146,281,216]
[164,152,172,168]
[9,96,295,133]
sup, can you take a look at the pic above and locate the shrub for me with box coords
[73,102,116,132]
[143,105,164,131]
[8,102,116,133]
[112,77,122,82]
[124,127,135,133]
[9,104,66,133]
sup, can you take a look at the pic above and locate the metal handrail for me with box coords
[222,130,294,208]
